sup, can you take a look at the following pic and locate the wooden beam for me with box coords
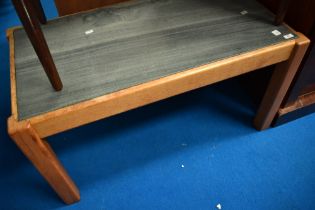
[11,0,63,91]
[278,91,315,116]
[7,29,18,120]
[254,32,310,130]
[274,91,315,125]
[30,0,47,24]
[20,40,295,138]
[7,117,80,204]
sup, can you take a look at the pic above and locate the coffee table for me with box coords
[7,0,308,204]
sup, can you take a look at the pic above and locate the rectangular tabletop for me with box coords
[12,0,296,122]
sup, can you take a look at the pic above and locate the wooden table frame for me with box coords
[11,0,291,91]
[6,26,309,204]
[7,0,308,205]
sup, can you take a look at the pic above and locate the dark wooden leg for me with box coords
[11,0,63,91]
[8,117,80,204]
[254,33,310,130]
[30,0,47,24]
[274,0,291,25]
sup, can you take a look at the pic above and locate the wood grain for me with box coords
[7,29,18,120]
[254,32,310,130]
[24,40,295,138]
[6,0,308,204]
[13,0,297,120]
[273,91,315,125]
[7,117,80,204]
[278,91,315,116]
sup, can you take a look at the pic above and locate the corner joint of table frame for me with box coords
[6,27,20,40]
[7,116,31,139]
[293,32,310,48]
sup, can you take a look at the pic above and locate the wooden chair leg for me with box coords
[7,117,80,204]
[30,0,47,24]
[274,0,291,25]
[254,33,310,130]
[11,0,63,91]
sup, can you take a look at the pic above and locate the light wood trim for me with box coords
[7,117,80,204]
[7,29,18,120]
[19,40,295,138]
[278,91,315,116]
[254,32,310,130]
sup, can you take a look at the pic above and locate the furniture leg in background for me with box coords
[254,33,310,130]
[274,0,291,25]
[31,0,47,24]
[11,0,63,91]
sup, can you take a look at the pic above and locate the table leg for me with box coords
[8,117,80,204]
[274,0,291,25]
[11,0,63,91]
[254,33,310,130]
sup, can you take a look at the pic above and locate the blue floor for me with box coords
[1,1,315,210]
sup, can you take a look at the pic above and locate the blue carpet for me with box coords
[1,1,315,210]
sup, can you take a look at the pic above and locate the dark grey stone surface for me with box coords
[14,0,296,120]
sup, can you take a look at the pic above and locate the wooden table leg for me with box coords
[8,117,80,204]
[254,33,310,130]
[274,0,291,25]
[11,0,63,91]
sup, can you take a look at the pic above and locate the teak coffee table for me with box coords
[7,0,309,204]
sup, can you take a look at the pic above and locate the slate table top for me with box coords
[13,0,296,120]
